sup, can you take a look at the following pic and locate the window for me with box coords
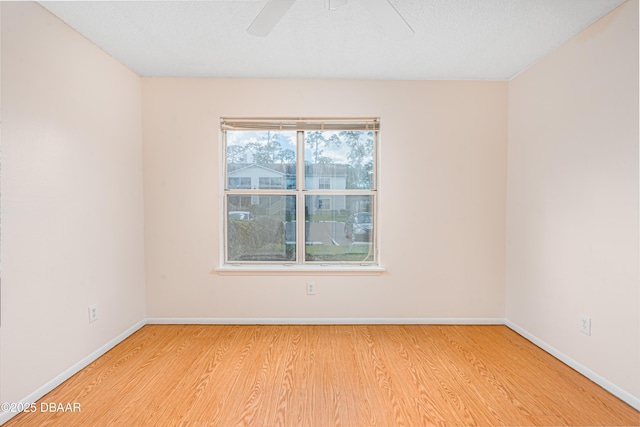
[259,177,284,189]
[318,198,331,210]
[221,117,379,267]
[228,177,251,189]
[318,177,331,189]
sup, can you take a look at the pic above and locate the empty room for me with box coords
[1,0,638,426]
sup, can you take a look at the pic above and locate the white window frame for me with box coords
[216,117,384,275]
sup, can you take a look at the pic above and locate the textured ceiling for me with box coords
[40,0,626,80]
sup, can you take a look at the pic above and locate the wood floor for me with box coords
[5,325,639,427]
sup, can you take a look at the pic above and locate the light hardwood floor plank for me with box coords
[4,325,639,427]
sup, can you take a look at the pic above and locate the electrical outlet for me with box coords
[306,282,316,295]
[579,314,591,336]
[88,304,98,323]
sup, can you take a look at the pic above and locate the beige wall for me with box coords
[142,79,508,320]
[506,0,639,401]
[1,2,145,406]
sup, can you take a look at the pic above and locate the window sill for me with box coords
[213,264,386,276]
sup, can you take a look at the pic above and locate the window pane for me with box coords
[304,130,374,190]
[227,195,296,262]
[304,195,374,262]
[227,130,297,190]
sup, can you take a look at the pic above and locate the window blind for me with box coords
[220,117,380,132]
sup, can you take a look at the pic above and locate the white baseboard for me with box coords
[505,320,640,411]
[0,320,146,426]
[146,317,507,325]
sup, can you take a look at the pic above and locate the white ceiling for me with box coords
[39,0,626,80]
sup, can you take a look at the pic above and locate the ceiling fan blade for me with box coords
[361,0,414,39]
[247,0,296,37]
[325,0,348,11]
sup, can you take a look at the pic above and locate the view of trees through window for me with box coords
[223,119,378,265]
